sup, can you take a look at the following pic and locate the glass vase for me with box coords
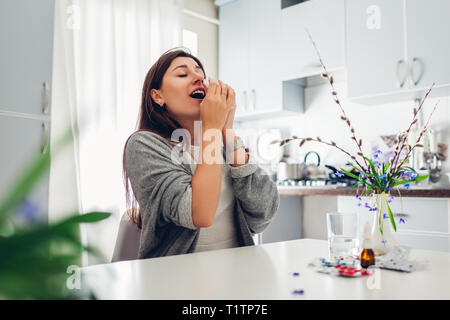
[370,192,399,255]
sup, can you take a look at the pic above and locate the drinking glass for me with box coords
[326,212,360,258]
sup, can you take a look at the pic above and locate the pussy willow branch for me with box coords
[392,99,440,174]
[279,137,366,172]
[389,83,435,175]
[306,28,368,169]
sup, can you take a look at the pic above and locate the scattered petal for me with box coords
[292,289,304,295]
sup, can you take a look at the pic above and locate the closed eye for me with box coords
[178,74,187,77]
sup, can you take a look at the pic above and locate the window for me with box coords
[182,29,198,56]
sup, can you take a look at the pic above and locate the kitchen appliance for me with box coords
[303,151,327,180]
[276,162,306,181]
[276,151,357,188]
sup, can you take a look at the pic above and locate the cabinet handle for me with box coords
[396,59,407,88]
[41,122,49,155]
[409,57,424,87]
[43,82,50,114]
[249,88,256,113]
[243,90,248,113]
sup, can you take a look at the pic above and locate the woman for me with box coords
[123,47,279,259]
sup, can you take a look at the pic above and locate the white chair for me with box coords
[111,210,141,262]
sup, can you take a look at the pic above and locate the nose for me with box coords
[192,72,204,84]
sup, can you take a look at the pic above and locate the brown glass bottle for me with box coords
[360,222,375,268]
[360,248,375,268]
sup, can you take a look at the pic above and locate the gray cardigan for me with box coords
[124,130,280,259]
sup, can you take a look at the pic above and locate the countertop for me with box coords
[81,239,450,299]
[278,186,450,198]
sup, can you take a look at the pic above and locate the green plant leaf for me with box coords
[413,174,429,182]
[383,161,390,175]
[60,212,111,224]
[385,197,397,232]
[340,168,360,180]
[345,162,362,173]
[364,157,378,175]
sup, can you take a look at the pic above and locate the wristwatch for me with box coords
[225,136,245,154]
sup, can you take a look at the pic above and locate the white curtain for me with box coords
[51,0,183,265]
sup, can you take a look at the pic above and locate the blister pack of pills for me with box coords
[375,246,416,272]
[309,257,372,278]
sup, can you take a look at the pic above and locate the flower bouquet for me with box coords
[273,31,439,254]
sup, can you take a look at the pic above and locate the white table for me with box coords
[82,239,450,299]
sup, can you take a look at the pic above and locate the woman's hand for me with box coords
[200,79,231,130]
[221,82,236,133]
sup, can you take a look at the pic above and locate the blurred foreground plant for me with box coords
[0,124,110,299]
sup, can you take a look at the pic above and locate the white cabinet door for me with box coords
[247,0,282,114]
[405,0,450,90]
[281,0,345,80]
[346,0,405,99]
[338,196,450,252]
[0,116,50,225]
[0,0,54,115]
[218,0,250,117]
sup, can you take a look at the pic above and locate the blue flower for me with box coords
[373,160,381,166]
[335,171,345,178]
[386,186,393,191]
[292,289,304,295]
[404,183,410,190]
[18,198,40,223]
[355,194,362,200]
[357,202,362,207]
[383,213,388,219]
[400,170,418,181]
[399,218,407,224]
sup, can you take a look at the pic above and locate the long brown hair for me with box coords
[122,47,206,228]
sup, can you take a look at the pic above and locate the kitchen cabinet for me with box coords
[219,0,296,121]
[0,0,54,115]
[218,0,249,117]
[346,0,450,104]
[338,196,450,252]
[0,115,51,224]
[259,197,302,244]
[0,0,54,225]
[281,0,346,80]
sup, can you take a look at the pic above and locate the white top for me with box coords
[187,145,240,253]
[82,239,450,299]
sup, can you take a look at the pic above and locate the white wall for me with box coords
[183,0,219,79]
[238,73,450,188]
